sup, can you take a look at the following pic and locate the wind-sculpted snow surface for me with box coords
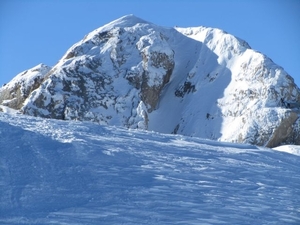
[1,15,300,147]
[0,112,299,224]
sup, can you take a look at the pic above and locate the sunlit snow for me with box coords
[0,112,299,224]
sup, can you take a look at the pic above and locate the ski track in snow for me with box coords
[0,113,299,224]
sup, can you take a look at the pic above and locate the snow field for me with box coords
[0,112,299,224]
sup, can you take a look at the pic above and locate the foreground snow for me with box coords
[0,112,299,224]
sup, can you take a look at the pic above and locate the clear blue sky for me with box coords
[1,0,299,87]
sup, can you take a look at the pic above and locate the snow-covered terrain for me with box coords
[1,15,300,147]
[0,112,299,224]
[274,145,300,156]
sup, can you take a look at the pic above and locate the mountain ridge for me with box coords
[1,15,299,147]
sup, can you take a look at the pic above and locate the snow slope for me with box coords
[274,145,300,156]
[1,15,300,147]
[0,112,299,224]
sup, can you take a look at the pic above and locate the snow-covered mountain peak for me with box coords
[1,15,300,147]
[101,14,150,30]
[79,14,153,45]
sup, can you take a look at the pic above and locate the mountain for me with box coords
[1,14,300,147]
[0,112,299,224]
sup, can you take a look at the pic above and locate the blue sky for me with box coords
[1,0,299,87]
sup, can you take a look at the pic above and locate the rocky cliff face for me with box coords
[1,15,299,147]
[0,64,51,110]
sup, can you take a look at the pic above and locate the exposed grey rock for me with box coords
[0,64,51,110]
[1,15,299,147]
